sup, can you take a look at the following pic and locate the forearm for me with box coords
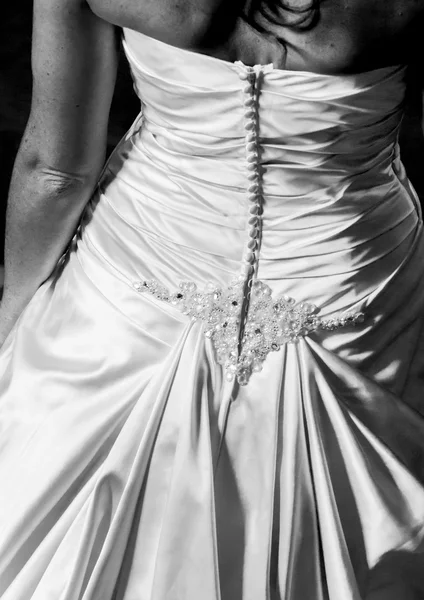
[1,154,98,321]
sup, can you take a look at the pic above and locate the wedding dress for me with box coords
[1,27,424,600]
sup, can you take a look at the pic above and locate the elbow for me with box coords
[35,169,94,198]
[14,152,99,200]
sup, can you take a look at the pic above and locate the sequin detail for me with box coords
[133,278,365,385]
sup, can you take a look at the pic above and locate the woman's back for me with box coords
[88,0,424,74]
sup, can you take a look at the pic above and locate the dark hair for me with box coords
[246,0,321,31]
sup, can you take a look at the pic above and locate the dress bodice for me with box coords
[79,28,420,384]
[123,27,406,184]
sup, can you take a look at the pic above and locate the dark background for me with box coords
[1,2,424,270]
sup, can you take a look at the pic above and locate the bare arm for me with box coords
[0,0,117,344]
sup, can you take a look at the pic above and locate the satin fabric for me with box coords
[1,28,424,600]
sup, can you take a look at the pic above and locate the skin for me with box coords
[88,0,424,72]
[1,0,424,346]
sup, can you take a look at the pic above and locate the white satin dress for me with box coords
[1,28,424,600]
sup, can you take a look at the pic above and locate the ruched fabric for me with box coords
[1,28,424,600]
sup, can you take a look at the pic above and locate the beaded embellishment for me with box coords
[133,278,364,385]
[132,63,364,385]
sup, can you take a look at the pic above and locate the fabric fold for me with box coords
[1,26,424,600]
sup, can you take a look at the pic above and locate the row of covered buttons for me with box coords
[238,67,262,283]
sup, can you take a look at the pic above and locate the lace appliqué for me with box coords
[133,278,364,385]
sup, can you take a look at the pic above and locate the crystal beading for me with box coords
[131,63,365,385]
[132,278,365,385]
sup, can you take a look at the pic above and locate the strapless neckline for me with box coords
[122,26,405,81]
